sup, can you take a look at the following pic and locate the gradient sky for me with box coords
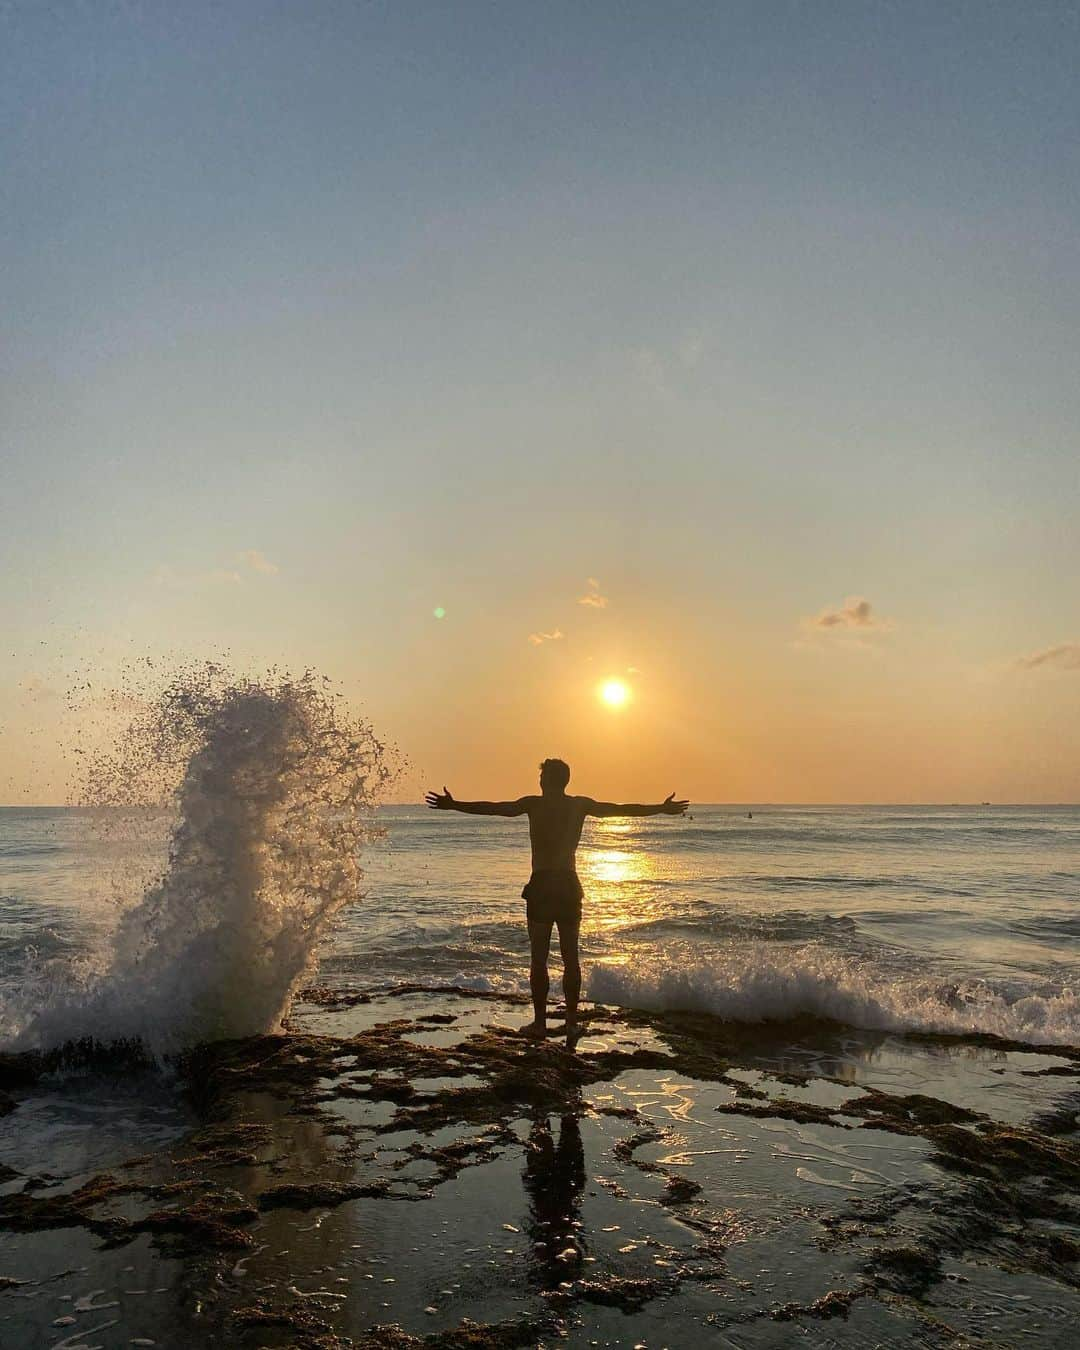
[3,1,1079,803]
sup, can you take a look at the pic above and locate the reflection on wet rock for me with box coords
[0,986,1078,1346]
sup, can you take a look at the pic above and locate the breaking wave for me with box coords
[588,946,1080,1047]
[1,664,394,1055]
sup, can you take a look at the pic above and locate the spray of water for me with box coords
[5,663,395,1054]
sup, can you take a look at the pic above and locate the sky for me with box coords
[2,1,1079,804]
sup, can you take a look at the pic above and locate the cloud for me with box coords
[804,596,892,633]
[631,329,705,393]
[238,549,279,575]
[578,578,609,609]
[679,330,705,368]
[152,552,278,589]
[631,347,668,396]
[152,563,242,587]
[528,630,564,646]
[1016,642,1080,671]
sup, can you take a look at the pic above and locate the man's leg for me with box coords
[526,919,554,1036]
[557,919,582,1028]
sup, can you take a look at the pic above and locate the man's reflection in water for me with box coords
[522,1111,587,1287]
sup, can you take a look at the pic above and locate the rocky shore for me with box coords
[1,987,1079,1347]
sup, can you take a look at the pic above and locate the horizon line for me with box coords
[3,800,1079,810]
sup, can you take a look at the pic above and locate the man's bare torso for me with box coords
[523,795,587,872]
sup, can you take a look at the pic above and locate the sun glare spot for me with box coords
[599,678,631,709]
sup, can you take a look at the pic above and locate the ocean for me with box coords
[1,679,1078,1348]
[2,802,1078,1048]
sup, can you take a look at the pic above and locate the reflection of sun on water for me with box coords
[582,848,653,884]
[580,843,662,932]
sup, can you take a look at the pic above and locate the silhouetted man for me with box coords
[425,759,688,1038]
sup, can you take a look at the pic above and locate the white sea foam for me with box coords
[2,665,394,1055]
[588,946,1080,1047]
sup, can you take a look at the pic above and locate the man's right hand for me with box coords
[661,792,689,815]
[425,787,454,810]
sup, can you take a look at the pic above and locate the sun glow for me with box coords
[599,678,631,709]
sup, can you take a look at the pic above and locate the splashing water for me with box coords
[5,664,395,1055]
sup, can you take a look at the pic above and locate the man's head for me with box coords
[539,758,571,794]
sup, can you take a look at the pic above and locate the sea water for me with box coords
[2,677,1077,1349]
[2,801,1078,1051]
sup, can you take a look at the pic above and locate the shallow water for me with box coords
[3,988,1076,1349]
[344,804,1080,1042]
[3,803,1079,1051]
[1,800,1079,1347]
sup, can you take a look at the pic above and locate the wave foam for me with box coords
[587,945,1080,1047]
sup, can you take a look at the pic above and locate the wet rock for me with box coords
[565,1275,669,1310]
[184,1121,273,1152]
[930,1122,1080,1184]
[0,1172,137,1238]
[230,1299,338,1345]
[906,1030,1080,1062]
[300,985,372,1006]
[136,1190,259,1249]
[1029,1095,1080,1137]
[846,1089,983,1130]
[865,1244,942,1296]
[772,1287,865,1320]
[715,1097,846,1128]
[257,1179,392,1210]
[350,1315,553,1348]
[662,1175,703,1203]
[0,1037,155,1091]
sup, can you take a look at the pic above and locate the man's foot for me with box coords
[517,1020,548,1039]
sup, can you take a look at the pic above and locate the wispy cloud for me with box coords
[152,551,278,589]
[238,549,279,575]
[578,578,608,609]
[678,329,705,368]
[155,564,241,586]
[1016,642,1080,671]
[804,596,892,632]
[630,329,706,396]
[528,630,564,646]
[631,347,669,397]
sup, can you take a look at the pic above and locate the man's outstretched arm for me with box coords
[425,788,531,817]
[583,792,689,818]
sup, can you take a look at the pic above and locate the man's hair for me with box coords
[540,757,571,788]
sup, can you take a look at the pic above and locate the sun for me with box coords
[599,678,631,709]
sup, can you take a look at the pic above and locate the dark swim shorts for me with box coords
[522,869,583,926]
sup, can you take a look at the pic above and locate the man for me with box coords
[425,760,689,1038]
